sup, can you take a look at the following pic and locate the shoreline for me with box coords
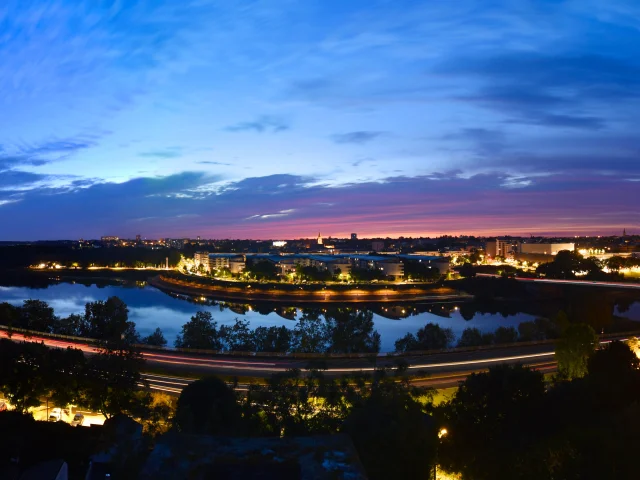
[149,275,473,304]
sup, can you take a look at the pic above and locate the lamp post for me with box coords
[434,427,448,480]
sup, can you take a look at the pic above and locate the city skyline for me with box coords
[1,1,639,240]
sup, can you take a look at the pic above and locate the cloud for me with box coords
[246,209,296,221]
[1,170,638,240]
[24,139,97,156]
[331,132,385,144]
[224,116,289,133]
[196,161,231,166]
[0,171,50,190]
[139,149,182,159]
[437,53,640,130]
[0,135,97,171]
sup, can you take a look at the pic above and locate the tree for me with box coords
[81,347,146,419]
[395,323,455,352]
[83,297,139,347]
[586,341,640,409]
[223,318,255,351]
[517,317,559,342]
[242,369,353,437]
[253,325,292,353]
[55,313,84,336]
[0,302,19,337]
[555,323,598,380]
[343,386,437,480]
[291,310,328,353]
[403,259,441,282]
[494,326,518,344]
[173,377,241,435]
[325,309,380,354]
[141,327,167,347]
[438,365,546,480]
[0,339,50,413]
[47,346,88,408]
[246,260,279,281]
[459,263,476,278]
[20,299,57,333]
[175,311,224,350]
[457,327,484,347]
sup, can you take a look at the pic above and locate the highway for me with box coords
[477,273,640,290]
[4,328,635,396]
[0,329,560,391]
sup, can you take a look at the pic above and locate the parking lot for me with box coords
[1,398,106,426]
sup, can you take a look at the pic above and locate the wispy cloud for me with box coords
[197,161,231,166]
[246,208,296,220]
[139,149,182,159]
[225,116,289,133]
[331,131,385,144]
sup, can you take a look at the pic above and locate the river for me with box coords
[0,281,552,352]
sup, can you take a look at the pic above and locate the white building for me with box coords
[485,239,515,259]
[194,252,210,271]
[519,243,575,255]
[376,259,404,278]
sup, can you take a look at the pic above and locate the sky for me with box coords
[0,0,639,240]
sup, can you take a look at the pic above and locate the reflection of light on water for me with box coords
[4,282,544,352]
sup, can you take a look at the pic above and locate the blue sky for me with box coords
[1,0,639,239]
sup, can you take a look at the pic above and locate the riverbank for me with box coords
[149,274,472,304]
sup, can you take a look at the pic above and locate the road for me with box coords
[0,328,559,386]
[477,273,640,290]
[3,329,635,396]
[1,328,557,374]
[141,358,560,395]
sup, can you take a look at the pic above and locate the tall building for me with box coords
[317,232,323,245]
[351,233,358,240]
[194,252,210,271]
[136,234,141,242]
[485,239,515,259]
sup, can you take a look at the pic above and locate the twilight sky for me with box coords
[1,0,639,240]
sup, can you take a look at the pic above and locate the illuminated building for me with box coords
[519,242,575,255]
[485,239,515,259]
[194,252,210,271]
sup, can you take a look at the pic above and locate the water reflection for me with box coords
[1,281,639,352]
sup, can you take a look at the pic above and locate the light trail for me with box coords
[142,351,277,367]
[477,274,640,290]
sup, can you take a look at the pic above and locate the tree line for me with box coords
[175,309,381,354]
[0,297,167,346]
[3,296,595,357]
[0,244,182,270]
[394,311,574,352]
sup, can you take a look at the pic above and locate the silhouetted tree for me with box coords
[173,377,241,435]
[457,327,484,347]
[494,326,518,344]
[291,310,328,353]
[141,327,167,347]
[175,311,224,350]
[395,323,455,352]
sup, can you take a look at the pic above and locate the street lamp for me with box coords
[434,428,448,479]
